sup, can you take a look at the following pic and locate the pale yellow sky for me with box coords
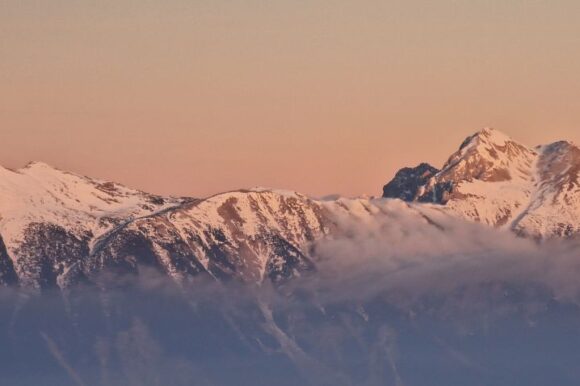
[1,1,580,197]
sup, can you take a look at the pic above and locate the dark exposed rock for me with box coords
[265,235,315,283]
[382,163,439,201]
[0,235,18,286]
[14,223,91,289]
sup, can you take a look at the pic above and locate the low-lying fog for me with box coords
[2,220,580,386]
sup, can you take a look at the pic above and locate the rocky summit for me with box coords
[383,128,580,238]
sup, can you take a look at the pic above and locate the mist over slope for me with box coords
[2,220,580,386]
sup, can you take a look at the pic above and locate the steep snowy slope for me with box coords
[383,128,580,238]
[0,162,184,288]
[86,189,327,285]
[513,141,580,237]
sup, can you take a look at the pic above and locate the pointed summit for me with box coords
[20,161,62,172]
[23,161,49,168]
[458,128,515,152]
[478,127,511,141]
[441,128,535,182]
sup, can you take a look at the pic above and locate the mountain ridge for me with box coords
[0,128,579,289]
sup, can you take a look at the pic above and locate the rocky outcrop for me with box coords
[382,163,439,201]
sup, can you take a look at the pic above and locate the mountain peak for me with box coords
[459,128,513,151]
[20,161,60,172]
[446,128,534,175]
[382,128,580,238]
[383,128,538,203]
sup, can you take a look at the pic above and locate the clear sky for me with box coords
[1,1,580,198]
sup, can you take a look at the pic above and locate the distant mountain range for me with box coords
[0,128,578,289]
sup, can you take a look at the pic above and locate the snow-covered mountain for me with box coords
[0,162,185,288]
[383,128,580,238]
[0,162,452,289]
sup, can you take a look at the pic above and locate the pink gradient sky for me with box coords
[2,1,580,197]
